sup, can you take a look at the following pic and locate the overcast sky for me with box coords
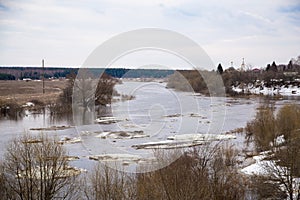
[0,0,299,69]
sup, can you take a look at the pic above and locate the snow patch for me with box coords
[241,151,272,175]
[232,84,300,96]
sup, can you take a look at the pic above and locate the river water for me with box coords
[0,81,299,172]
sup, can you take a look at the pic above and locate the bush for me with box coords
[136,146,247,200]
[246,105,277,151]
[276,104,300,140]
[1,134,80,200]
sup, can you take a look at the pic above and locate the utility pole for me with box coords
[42,59,45,94]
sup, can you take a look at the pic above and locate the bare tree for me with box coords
[95,73,117,106]
[60,69,117,125]
[247,104,300,199]
[262,136,300,200]
[246,104,277,152]
[84,162,136,200]
[136,145,248,200]
[1,134,80,200]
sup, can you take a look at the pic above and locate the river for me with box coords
[0,81,299,172]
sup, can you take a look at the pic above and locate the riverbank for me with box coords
[232,83,300,96]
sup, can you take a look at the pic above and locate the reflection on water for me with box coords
[49,109,73,125]
[0,105,25,121]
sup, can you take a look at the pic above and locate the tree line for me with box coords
[0,67,76,80]
[0,67,174,80]
[167,62,300,96]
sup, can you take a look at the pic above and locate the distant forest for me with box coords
[0,67,174,80]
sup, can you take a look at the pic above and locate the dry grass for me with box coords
[0,79,68,105]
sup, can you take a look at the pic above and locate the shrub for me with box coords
[1,134,80,200]
[246,105,277,152]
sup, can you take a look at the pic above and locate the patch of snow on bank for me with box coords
[232,85,300,96]
[22,102,35,107]
[241,151,272,175]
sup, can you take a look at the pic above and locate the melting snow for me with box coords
[232,85,300,96]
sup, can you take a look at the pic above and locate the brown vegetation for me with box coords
[246,105,277,151]
[136,147,247,200]
[0,134,80,200]
[167,65,300,96]
[82,145,250,200]
[0,80,68,105]
[246,104,300,199]
[246,104,300,152]
[167,70,225,96]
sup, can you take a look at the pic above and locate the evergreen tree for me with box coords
[271,61,278,72]
[217,63,223,74]
[287,60,293,70]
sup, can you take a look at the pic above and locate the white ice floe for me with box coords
[167,134,236,141]
[188,113,203,118]
[94,130,149,139]
[89,153,157,167]
[89,153,142,162]
[132,140,206,149]
[30,125,72,131]
[122,123,138,128]
[132,134,236,149]
[18,165,84,179]
[59,136,82,144]
[95,116,123,124]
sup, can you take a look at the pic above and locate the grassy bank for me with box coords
[0,80,68,105]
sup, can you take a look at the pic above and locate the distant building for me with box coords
[240,58,245,71]
[252,68,261,73]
